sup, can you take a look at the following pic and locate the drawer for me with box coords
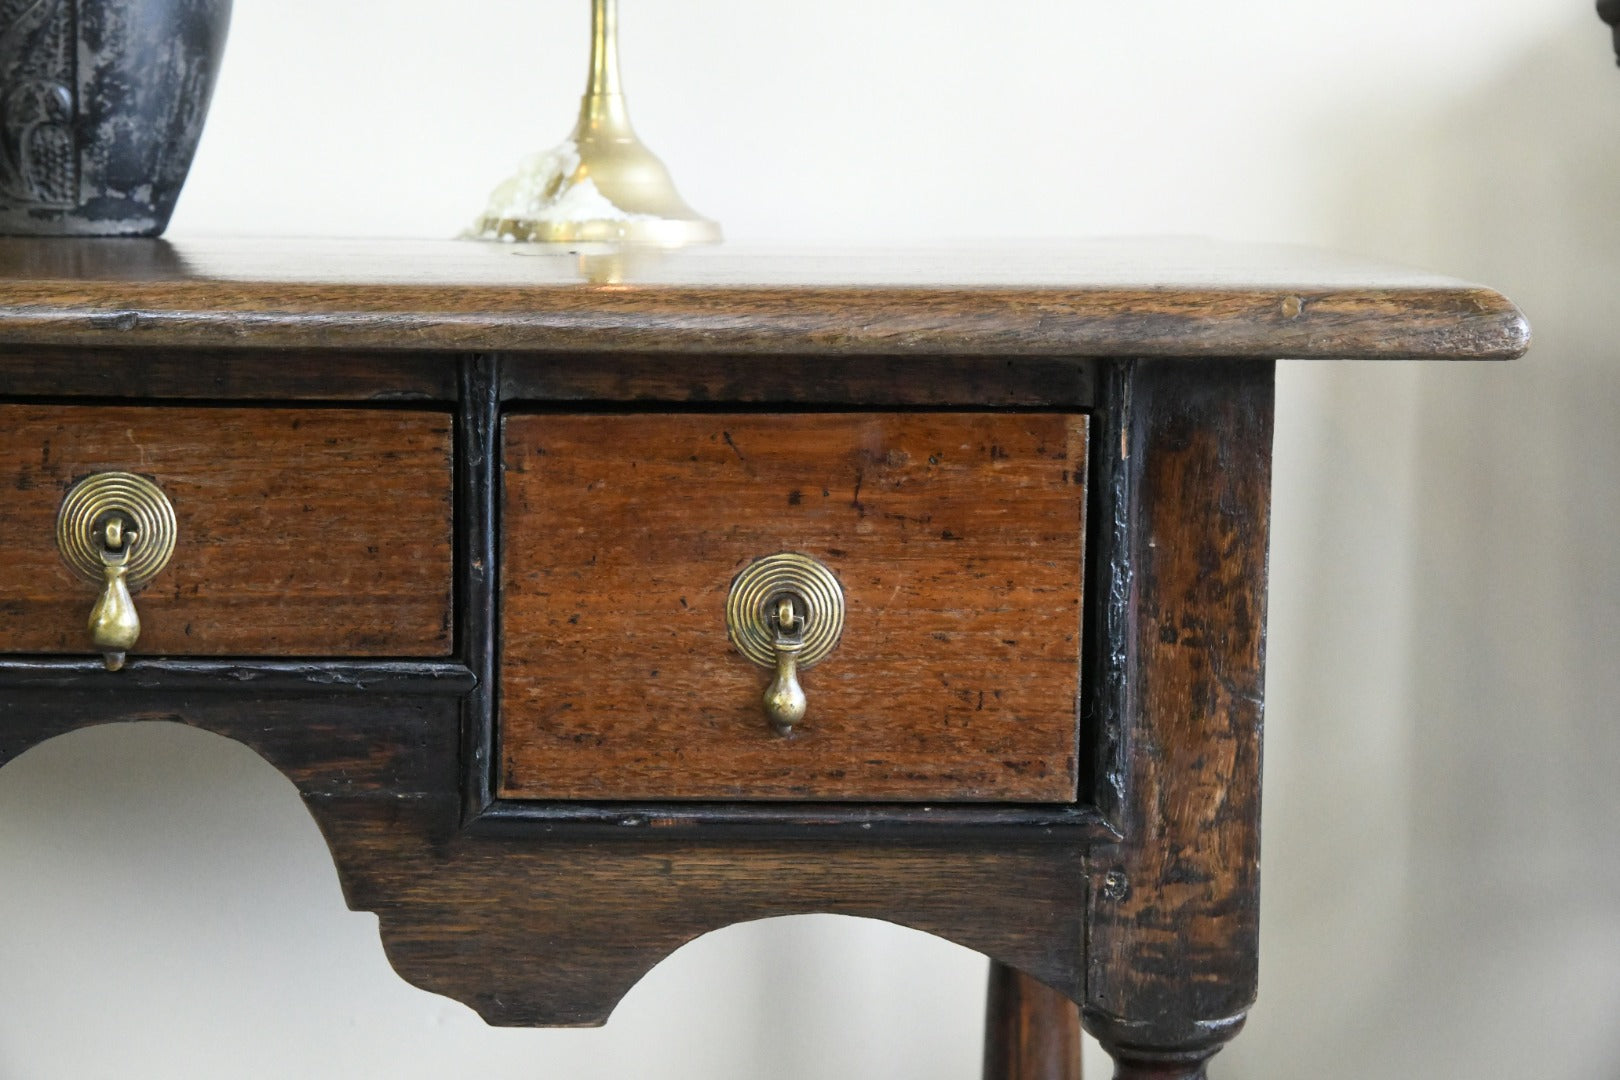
[0,405,454,657]
[499,412,1088,802]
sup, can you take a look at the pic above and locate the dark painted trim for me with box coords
[458,355,501,823]
[1082,359,1133,831]
[471,798,1119,844]
[0,658,475,694]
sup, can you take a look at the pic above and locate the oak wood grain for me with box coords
[984,962,1083,1080]
[0,348,1092,408]
[0,237,1528,360]
[1082,360,1272,1077]
[0,345,457,401]
[324,806,1092,1028]
[0,241,1521,1048]
[0,686,1093,1029]
[500,352,1096,408]
[500,412,1087,803]
[0,405,454,657]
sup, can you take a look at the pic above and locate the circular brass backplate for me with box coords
[726,553,844,670]
[56,472,177,589]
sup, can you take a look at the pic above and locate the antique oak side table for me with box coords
[0,239,1527,1079]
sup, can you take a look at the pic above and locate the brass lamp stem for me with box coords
[576,0,633,140]
[586,0,623,98]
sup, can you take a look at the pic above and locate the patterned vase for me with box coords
[0,0,231,236]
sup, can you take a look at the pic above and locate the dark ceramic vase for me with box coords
[0,0,231,236]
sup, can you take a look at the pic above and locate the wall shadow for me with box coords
[1231,16,1620,1079]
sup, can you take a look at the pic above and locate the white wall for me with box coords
[2,2,1617,1077]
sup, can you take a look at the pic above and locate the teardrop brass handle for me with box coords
[726,554,844,734]
[56,472,177,671]
[761,597,809,731]
[88,526,142,669]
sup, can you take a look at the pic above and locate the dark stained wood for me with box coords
[501,352,1095,407]
[1080,361,1131,827]
[0,405,455,657]
[0,686,1089,1029]
[0,345,458,401]
[0,657,474,694]
[1081,360,1273,1077]
[0,692,460,801]
[0,348,1093,409]
[0,237,1529,360]
[0,243,1524,1050]
[458,355,501,822]
[984,962,1083,1080]
[499,412,1087,803]
[325,810,1090,1028]
[471,800,1116,843]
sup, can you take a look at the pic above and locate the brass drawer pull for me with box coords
[726,554,844,734]
[56,472,177,671]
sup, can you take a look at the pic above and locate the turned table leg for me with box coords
[1081,359,1274,1079]
[1081,1013,1245,1080]
[983,961,1082,1080]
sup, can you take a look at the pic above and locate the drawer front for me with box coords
[0,405,453,657]
[500,412,1088,803]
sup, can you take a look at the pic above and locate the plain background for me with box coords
[2,1,1617,1077]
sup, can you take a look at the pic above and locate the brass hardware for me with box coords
[726,554,844,733]
[55,472,177,671]
[469,0,721,247]
[88,535,140,670]
[760,595,809,730]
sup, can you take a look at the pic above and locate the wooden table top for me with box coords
[0,237,1528,359]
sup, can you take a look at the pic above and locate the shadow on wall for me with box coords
[1235,16,1620,1080]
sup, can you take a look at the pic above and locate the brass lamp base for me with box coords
[469,0,720,248]
[480,211,721,248]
